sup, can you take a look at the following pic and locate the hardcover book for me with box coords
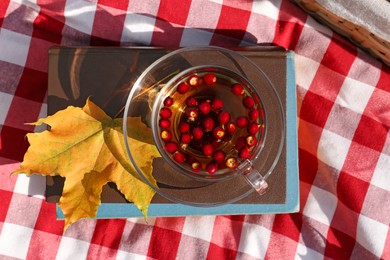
[46,46,299,218]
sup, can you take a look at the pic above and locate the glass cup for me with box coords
[123,47,285,206]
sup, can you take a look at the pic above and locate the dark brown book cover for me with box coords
[46,46,290,209]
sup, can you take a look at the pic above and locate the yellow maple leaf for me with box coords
[12,98,160,230]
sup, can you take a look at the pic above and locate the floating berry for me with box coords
[232,83,244,95]
[243,96,255,109]
[203,73,216,85]
[213,127,225,140]
[206,162,218,174]
[177,82,189,94]
[236,116,249,128]
[239,147,251,159]
[163,96,173,107]
[188,75,200,86]
[211,98,224,110]
[248,108,259,121]
[211,139,222,149]
[226,122,237,134]
[161,130,172,142]
[202,143,214,157]
[218,111,231,125]
[186,96,198,107]
[248,122,260,134]
[246,135,257,147]
[192,127,204,140]
[213,150,226,163]
[225,157,238,169]
[160,107,172,118]
[164,142,178,153]
[159,118,170,129]
[181,133,192,144]
[186,107,199,121]
[202,117,215,132]
[173,151,186,163]
[191,161,202,172]
[178,121,190,133]
[199,101,211,115]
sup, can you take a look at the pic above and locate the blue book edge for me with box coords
[56,51,299,219]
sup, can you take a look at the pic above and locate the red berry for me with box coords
[186,96,198,107]
[243,96,255,109]
[213,150,226,163]
[239,147,251,159]
[181,133,192,144]
[226,122,237,134]
[191,161,202,172]
[178,121,190,133]
[211,139,222,149]
[236,116,249,128]
[213,127,225,140]
[246,135,257,147]
[173,151,186,163]
[160,107,172,118]
[159,118,171,129]
[218,111,231,125]
[163,96,173,107]
[248,122,260,134]
[188,75,200,86]
[206,162,218,174]
[192,127,204,140]
[177,82,189,94]
[248,109,259,121]
[164,142,178,153]
[203,73,216,85]
[185,107,199,121]
[225,157,238,169]
[202,117,215,132]
[161,130,172,142]
[199,101,211,115]
[232,83,244,95]
[211,98,224,110]
[202,143,214,157]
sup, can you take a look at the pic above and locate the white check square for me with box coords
[0,92,13,126]
[121,14,157,45]
[356,214,388,258]
[295,55,320,91]
[13,174,45,198]
[56,237,90,260]
[116,250,147,260]
[371,152,390,191]
[296,242,324,260]
[181,216,215,242]
[335,77,375,115]
[303,186,338,226]
[0,223,33,259]
[238,222,271,259]
[64,1,97,35]
[180,28,213,47]
[318,129,352,171]
[0,28,31,67]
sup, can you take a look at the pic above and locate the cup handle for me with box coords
[237,159,269,196]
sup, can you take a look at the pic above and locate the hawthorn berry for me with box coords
[203,73,216,85]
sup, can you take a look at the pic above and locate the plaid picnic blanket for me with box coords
[0,0,389,259]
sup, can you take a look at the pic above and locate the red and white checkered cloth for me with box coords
[0,0,389,259]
